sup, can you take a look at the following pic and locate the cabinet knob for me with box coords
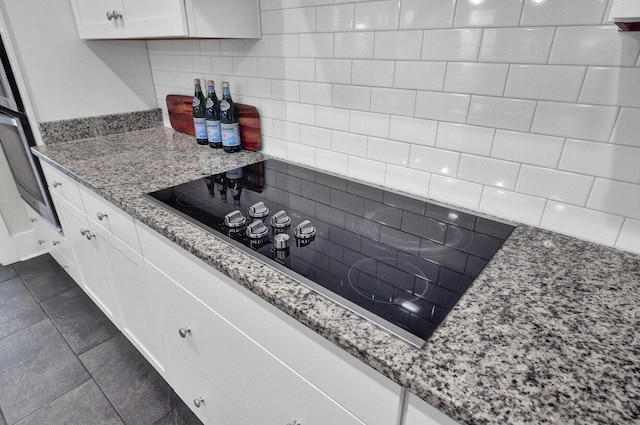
[178,327,191,338]
[37,239,45,245]
[288,421,301,425]
[193,397,204,408]
[51,181,61,188]
[96,211,108,221]
[80,228,88,236]
[106,10,122,20]
[85,232,96,241]
[52,240,60,246]
[29,217,37,223]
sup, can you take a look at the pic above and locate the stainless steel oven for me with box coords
[0,33,60,231]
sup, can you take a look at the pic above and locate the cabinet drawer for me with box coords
[40,162,84,210]
[79,185,141,252]
[149,261,365,425]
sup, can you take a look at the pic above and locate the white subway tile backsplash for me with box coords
[370,87,416,117]
[259,99,286,120]
[299,33,333,58]
[444,63,509,96]
[454,0,523,27]
[350,110,390,138]
[421,29,481,62]
[232,57,257,76]
[244,78,272,99]
[479,27,555,64]
[315,59,352,84]
[389,116,437,146]
[333,85,371,111]
[354,0,400,31]
[394,61,446,91]
[316,4,354,33]
[282,7,315,33]
[516,165,594,206]
[559,139,640,183]
[367,137,410,166]
[409,145,460,176]
[261,9,284,34]
[429,175,482,210]
[261,136,287,157]
[414,91,470,123]
[541,202,624,246]
[616,219,640,253]
[332,130,368,157]
[286,102,316,125]
[492,130,564,168]
[579,67,640,108]
[316,148,349,175]
[384,165,430,198]
[257,57,285,79]
[504,65,586,103]
[479,188,546,226]
[521,0,609,26]
[352,60,395,87]
[457,155,520,190]
[586,178,640,220]
[400,0,455,29]
[531,102,618,142]
[316,106,350,131]
[334,32,374,59]
[271,79,299,102]
[436,123,495,156]
[610,108,640,148]
[220,40,244,57]
[348,156,386,185]
[273,120,300,142]
[284,58,315,82]
[300,125,332,149]
[269,35,299,57]
[287,142,316,167]
[149,54,176,71]
[549,26,640,67]
[467,96,536,132]
[374,31,423,60]
[300,82,333,106]
[211,57,234,74]
[243,38,270,57]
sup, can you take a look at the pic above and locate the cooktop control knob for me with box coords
[224,210,247,228]
[273,233,290,250]
[246,220,269,239]
[248,201,270,219]
[294,220,317,240]
[270,210,292,228]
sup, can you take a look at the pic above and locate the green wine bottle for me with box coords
[220,81,241,153]
[192,79,208,145]
[205,80,222,149]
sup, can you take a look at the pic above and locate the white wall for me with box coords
[148,0,640,254]
[0,0,157,123]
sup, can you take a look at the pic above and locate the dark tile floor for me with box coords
[0,254,203,425]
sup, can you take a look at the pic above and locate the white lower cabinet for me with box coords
[147,260,366,425]
[401,393,461,425]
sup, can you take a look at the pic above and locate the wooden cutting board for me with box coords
[166,94,261,151]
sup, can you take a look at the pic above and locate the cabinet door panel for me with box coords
[70,0,123,39]
[121,0,187,38]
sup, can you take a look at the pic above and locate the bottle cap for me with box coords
[194,79,201,84]
[207,80,215,87]
[222,81,229,87]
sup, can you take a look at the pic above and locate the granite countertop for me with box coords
[33,127,640,425]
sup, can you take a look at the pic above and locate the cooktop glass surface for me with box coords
[145,159,514,346]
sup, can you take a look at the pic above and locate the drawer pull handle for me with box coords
[29,217,37,223]
[52,240,60,246]
[178,327,191,338]
[193,397,204,408]
[96,212,108,221]
[51,181,61,188]
[37,239,45,245]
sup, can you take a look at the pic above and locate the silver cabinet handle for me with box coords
[37,239,45,245]
[96,212,108,221]
[193,397,204,408]
[29,217,37,223]
[288,421,301,425]
[80,228,88,236]
[178,327,191,338]
[106,10,122,20]
[51,181,61,188]
[85,232,96,240]
[52,240,60,246]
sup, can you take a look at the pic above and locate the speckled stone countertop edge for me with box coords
[31,128,640,425]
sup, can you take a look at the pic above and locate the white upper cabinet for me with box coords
[609,0,640,20]
[70,0,260,39]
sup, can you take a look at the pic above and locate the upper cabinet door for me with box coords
[70,0,189,39]
[70,0,260,39]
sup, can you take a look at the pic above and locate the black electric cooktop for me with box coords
[144,159,514,347]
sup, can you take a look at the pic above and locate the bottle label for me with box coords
[193,117,207,139]
[206,98,214,108]
[221,123,241,147]
[220,100,230,112]
[193,97,201,107]
[206,120,222,143]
